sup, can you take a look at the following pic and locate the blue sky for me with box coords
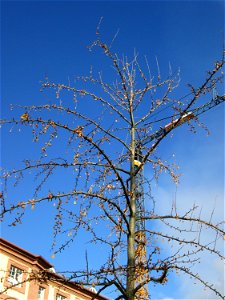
[1,1,224,299]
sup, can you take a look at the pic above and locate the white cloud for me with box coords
[177,257,224,299]
[146,156,224,299]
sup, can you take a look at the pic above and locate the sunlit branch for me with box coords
[145,215,224,236]
[172,265,225,299]
[42,82,130,124]
[14,103,130,150]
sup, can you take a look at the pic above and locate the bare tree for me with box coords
[1,30,224,300]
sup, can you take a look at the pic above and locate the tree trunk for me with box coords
[126,125,136,300]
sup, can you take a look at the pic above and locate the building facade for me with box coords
[0,238,108,300]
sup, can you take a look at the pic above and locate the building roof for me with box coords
[0,237,53,269]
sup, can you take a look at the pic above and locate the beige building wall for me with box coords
[0,250,29,300]
[0,252,8,292]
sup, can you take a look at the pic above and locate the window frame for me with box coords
[4,259,28,294]
[38,286,46,300]
[8,265,23,286]
[56,294,67,300]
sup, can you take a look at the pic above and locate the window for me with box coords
[8,265,23,286]
[56,294,66,300]
[38,286,45,300]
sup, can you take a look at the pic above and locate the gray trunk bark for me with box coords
[126,124,136,300]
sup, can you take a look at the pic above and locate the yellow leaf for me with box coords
[21,112,29,121]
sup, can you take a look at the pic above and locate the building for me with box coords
[0,238,108,300]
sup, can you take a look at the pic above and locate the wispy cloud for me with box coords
[147,132,224,299]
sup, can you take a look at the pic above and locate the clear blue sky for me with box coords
[1,1,224,299]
